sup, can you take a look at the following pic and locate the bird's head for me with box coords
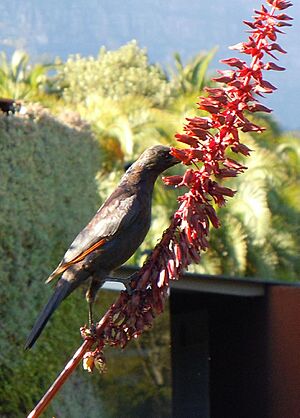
[131,145,180,174]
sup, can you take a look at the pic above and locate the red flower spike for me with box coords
[259,79,278,90]
[243,20,257,29]
[248,102,273,113]
[242,122,265,133]
[213,69,236,82]
[276,21,292,27]
[229,42,247,52]
[188,148,205,161]
[217,168,238,178]
[198,98,222,114]
[84,0,292,372]
[186,116,212,130]
[162,175,183,186]
[224,158,247,171]
[231,143,252,156]
[220,58,246,69]
[267,1,292,10]
[190,127,213,140]
[265,62,286,71]
[170,148,192,164]
[182,169,195,186]
[204,205,220,228]
[276,13,293,20]
[175,133,199,148]
[27,4,293,417]
[204,87,227,96]
[269,43,287,54]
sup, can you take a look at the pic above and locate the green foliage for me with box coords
[171,47,218,94]
[189,131,300,280]
[77,95,174,161]
[60,40,173,108]
[0,104,103,416]
[56,41,179,172]
[0,50,59,101]
[163,48,219,131]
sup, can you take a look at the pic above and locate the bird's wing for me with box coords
[46,192,140,283]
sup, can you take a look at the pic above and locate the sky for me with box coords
[0,0,299,130]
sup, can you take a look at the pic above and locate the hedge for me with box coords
[0,105,104,416]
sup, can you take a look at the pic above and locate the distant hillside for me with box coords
[0,0,299,129]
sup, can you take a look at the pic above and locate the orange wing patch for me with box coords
[45,238,107,284]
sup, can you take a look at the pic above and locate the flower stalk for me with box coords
[27,1,292,416]
[94,0,293,353]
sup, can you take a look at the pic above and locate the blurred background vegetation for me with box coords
[0,41,299,416]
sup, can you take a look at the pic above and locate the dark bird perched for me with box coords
[25,145,179,349]
[0,98,21,114]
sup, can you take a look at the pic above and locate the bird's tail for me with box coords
[25,279,72,349]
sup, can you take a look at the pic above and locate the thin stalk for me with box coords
[27,339,94,418]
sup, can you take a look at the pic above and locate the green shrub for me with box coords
[0,104,104,416]
[59,40,173,108]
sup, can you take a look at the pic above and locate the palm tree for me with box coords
[170,47,218,94]
[0,50,58,102]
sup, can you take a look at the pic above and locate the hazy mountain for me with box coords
[0,0,299,129]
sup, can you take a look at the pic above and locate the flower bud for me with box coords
[83,353,95,373]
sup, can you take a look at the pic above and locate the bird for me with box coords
[0,98,21,114]
[25,145,179,349]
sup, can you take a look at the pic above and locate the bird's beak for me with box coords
[168,150,180,166]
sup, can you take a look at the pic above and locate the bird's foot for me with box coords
[80,323,97,341]
[89,322,97,338]
[122,278,134,296]
[87,302,97,337]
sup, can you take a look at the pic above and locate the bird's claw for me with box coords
[124,280,134,296]
[80,323,97,341]
[90,322,97,337]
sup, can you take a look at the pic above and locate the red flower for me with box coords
[80,0,293,371]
